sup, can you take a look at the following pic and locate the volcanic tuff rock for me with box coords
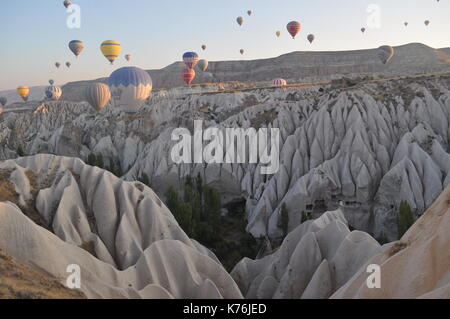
[332,184,450,299]
[57,43,450,102]
[0,155,242,299]
[1,73,450,241]
[230,209,382,299]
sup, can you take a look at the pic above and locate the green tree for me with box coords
[398,200,415,238]
[280,203,289,236]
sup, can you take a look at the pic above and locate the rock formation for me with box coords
[0,155,242,299]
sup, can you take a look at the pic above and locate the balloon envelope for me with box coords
[247,10,252,16]
[85,83,111,112]
[237,17,244,26]
[108,67,153,114]
[276,31,281,38]
[125,54,132,62]
[377,46,395,64]
[101,40,122,64]
[49,79,54,85]
[17,86,29,101]
[425,20,430,26]
[45,86,62,101]
[55,62,61,68]
[201,45,207,51]
[69,40,84,57]
[287,21,301,39]
[0,97,7,107]
[182,68,196,85]
[198,59,209,72]
[183,52,199,69]
[63,0,71,9]
[307,34,315,44]
[273,78,287,87]
[66,62,71,68]
[361,27,366,33]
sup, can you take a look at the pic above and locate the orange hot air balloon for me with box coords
[17,86,30,102]
[287,21,301,39]
[182,68,196,85]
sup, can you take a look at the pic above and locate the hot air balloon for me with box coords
[377,46,395,64]
[287,21,301,39]
[0,97,7,107]
[240,49,245,55]
[101,40,122,65]
[237,17,244,26]
[198,59,209,72]
[247,10,252,16]
[307,34,315,44]
[125,54,132,62]
[182,68,196,86]
[17,86,29,102]
[361,27,366,34]
[66,62,71,68]
[49,79,54,85]
[63,0,71,9]
[108,67,153,114]
[425,20,430,26]
[45,85,62,101]
[69,40,84,58]
[273,78,287,87]
[276,31,281,38]
[404,22,408,27]
[85,83,111,112]
[183,52,199,69]
[55,62,61,69]
[201,45,207,51]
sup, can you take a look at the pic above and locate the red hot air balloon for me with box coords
[182,68,196,85]
[287,21,301,39]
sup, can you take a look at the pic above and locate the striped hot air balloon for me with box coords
[0,97,8,107]
[183,52,199,69]
[182,68,196,85]
[108,67,153,114]
[377,46,395,64]
[101,40,122,65]
[85,83,111,112]
[17,86,30,102]
[45,86,62,101]
[273,78,287,87]
[69,40,84,57]
[198,59,209,72]
[287,21,301,39]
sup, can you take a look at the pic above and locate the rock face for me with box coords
[0,155,242,299]
[0,249,86,299]
[332,184,450,299]
[230,209,382,299]
[1,73,450,242]
[58,43,450,102]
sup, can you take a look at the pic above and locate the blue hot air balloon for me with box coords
[108,67,153,114]
[45,85,62,101]
[182,52,199,69]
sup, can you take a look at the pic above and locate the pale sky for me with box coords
[0,0,449,90]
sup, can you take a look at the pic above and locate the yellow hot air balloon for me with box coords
[101,40,122,64]
[17,86,30,102]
